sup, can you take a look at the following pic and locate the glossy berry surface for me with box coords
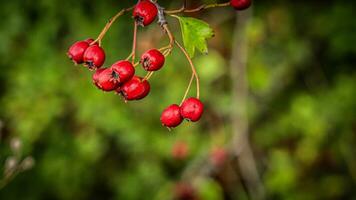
[92,68,105,89]
[133,0,158,26]
[111,61,135,83]
[120,76,150,100]
[95,68,120,91]
[141,49,165,71]
[83,45,106,70]
[160,104,183,128]
[180,98,204,122]
[67,40,91,64]
[230,0,251,10]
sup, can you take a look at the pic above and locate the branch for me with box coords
[165,2,230,14]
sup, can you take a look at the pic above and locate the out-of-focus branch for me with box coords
[229,8,265,200]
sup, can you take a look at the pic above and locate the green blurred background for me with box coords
[0,0,355,199]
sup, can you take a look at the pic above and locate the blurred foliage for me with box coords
[0,0,355,199]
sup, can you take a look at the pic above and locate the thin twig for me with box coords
[131,22,138,64]
[165,2,230,14]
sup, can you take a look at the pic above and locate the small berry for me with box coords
[180,98,204,122]
[141,49,165,71]
[210,147,227,167]
[111,61,135,84]
[92,68,105,89]
[174,182,198,200]
[120,76,150,100]
[160,104,183,128]
[133,0,158,26]
[172,141,189,160]
[83,45,106,70]
[230,0,251,10]
[67,39,92,64]
[95,68,120,91]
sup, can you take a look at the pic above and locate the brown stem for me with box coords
[180,73,195,105]
[131,22,138,64]
[165,2,230,14]
[175,40,200,99]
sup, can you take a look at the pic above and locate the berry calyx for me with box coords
[83,45,106,70]
[67,39,93,64]
[141,49,165,71]
[133,0,158,26]
[230,0,251,10]
[111,60,135,84]
[180,98,204,122]
[95,68,120,91]
[120,76,150,100]
[160,104,183,128]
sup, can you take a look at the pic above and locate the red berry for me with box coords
[160,104,183,128]
[120,76,150,100]
[180,98,204,122]
[133,0,158,26]
[230,0,251,10]
[67,39,92,64]
[141,49,165,71]
[111,61,135,84]
[95,68,120,91]
[210,147,227,167]
[172,141,189,160]
[92,68,105,89]
[174,182,198,200]
[83,45,106,70]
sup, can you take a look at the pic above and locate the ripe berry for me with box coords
[210,147,227,167]
[160,104,183,128]
[120,76,150,100]
[180,98,204,122]
[172,141,189,160]
[111,61,135,84]
[83,45,106,70]
[174,182,198,200]
[95,68,120,91]
[141,49,165,71]
[133,0,158,26]
[67,39,92,64]
[92,68,105,89]
[230,0,251,10]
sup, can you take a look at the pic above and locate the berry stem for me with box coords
[165,2,230,14]
[92,7,133,45]
[175,40,200,99]
[180,73,194,106]
[131,22,138,64]
[161,24,175,57]
[144,71,154,81]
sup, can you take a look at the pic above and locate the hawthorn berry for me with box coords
[174,182,198,200]
[133,0,158,26]
[92,68,105,89]
[180,98,204,122]
[172,141,189,160]
[120,76,150,100]
[95,68,120,91]
[83,45,106,70]
[141,49,165,71]
[210,147,227,167]
[160,104,183,128]
[67,39,93,64]
[111,61,135,84]
[230,0,251,10]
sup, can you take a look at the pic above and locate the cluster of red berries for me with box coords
[67,0,251,129]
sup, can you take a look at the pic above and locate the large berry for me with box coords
[133,0,158,26]
[120,76,150,100]
[67,39,93,64]
[95,68,120,91]
[160,104,183,128]
[83,45,106,70]
[92,68,105,89]
[141,49,165,71]
[111,61,135,83]
[180,98,204,122]
[230,0,251,10]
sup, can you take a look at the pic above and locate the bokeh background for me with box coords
[0,0,355,199]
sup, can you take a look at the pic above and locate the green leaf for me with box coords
[175,16,214,58]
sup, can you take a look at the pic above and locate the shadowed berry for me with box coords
[133,0,158,26]
[121,76,150,100]
[230,0,251,10]
[141,49,165,71]
[161,104,183,128]
[111,61,135,84]
[180,98,204,122]
[83,45,106,70]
